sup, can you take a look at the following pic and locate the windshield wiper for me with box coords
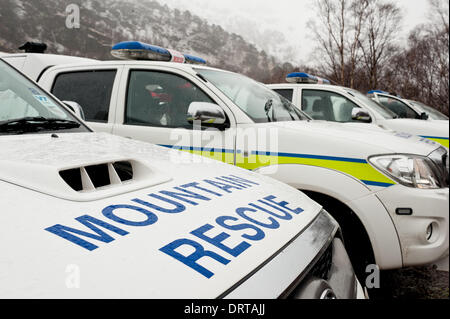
[0,116,81,133]
[264,99,274,122]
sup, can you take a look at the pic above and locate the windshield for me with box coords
[196,69,309,123]
[0,59,89,135]
[349,89,396,119]
[408,100,449,120]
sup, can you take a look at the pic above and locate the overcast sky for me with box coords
[158,0,434,64]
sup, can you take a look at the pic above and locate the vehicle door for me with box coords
[299,88,370,123]
[112,65,237,165]
[42,65,123,133]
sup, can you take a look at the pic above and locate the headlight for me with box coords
[369,154,443,189]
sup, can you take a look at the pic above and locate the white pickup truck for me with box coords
[2,43,449,283]
[0,58,366,299]
[268,73,449,148]
[368,90,449,123]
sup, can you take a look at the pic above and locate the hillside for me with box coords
[0,0,285,81]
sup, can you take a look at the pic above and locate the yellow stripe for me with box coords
[175,148,395,186]
[235,153,394,185]
[427,138,449,148]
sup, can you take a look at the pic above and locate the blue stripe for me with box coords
[158,144,391,187]
[252,151,367,163]
[419,135,449,140]
[158,145,367,163]
[361,180,393,187]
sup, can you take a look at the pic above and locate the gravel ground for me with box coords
[368,266,449,299]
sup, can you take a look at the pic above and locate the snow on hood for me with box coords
[0,132,324,298]
[383,118,449,139]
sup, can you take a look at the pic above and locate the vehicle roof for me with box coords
[45,58,235,76]
[0,53,95,80]
[267,82,349,92]
[1,52,233,76]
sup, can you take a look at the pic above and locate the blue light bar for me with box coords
[111,41,171,61]
[183,54,207,65]
[286,72,330,84]
[111,41,207,65]
[368,90,389,94]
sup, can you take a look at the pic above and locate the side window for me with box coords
[52,70,116,123]
[302,89,362,122]
[126,70,215,128]
[377,96,418,119]
[273,89,293,102]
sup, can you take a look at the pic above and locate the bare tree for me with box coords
[309,0,374,88]
[309,0,348,85]
[347,0,369,88]
[358,1,402,89]
[380,0,449,115]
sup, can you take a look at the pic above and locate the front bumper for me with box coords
[290,237,365,299]
[376,185,449,267]
[225,210,364,299]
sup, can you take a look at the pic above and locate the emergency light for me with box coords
[286,72,330,84]
[111,41,206,65]
[367,90,389,94]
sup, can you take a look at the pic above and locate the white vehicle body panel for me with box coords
[1,57,366,299]
[6,54,450,270]
[0,53,94,82]
[0,133,331,298]
[268,83,449,148]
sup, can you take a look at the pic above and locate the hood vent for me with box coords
[59,161,135,192]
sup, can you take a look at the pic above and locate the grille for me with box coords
[310,241,333,280]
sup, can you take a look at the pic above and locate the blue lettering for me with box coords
[180,182,223,197]
[216,216,265,241]
[219,175,259,187]
[45,215,129,251]
[236,207,280,229]
[215,177,249,188]
[203,179,243,193]
[264,195,304,215]
[191,224,250,257]
[249,203,292,221]
[159,187,211,206]
[159,239,230,278]
[132,194,186,213]
[102,205,158,226]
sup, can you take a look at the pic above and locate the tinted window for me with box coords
[273,89,294,102]
[126,70,214,128]
[302,89,362,122]
[410,100,449,120]
[52,70,116,123]
[377,96,419,119]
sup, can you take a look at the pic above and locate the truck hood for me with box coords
[381,118,449,140]
[0,132,323,298]
[268,120,441,156]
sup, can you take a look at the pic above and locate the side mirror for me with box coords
[63,101,86,120]
[351,108,371,123]
[187,102,227,126]
[420,112,429,120]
